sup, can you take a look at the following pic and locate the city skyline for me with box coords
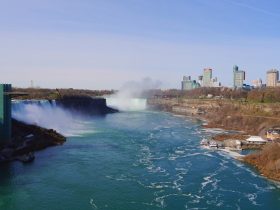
[1,0,280,89]
[181,66,280,90]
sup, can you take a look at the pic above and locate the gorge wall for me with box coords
[147,98,280,135]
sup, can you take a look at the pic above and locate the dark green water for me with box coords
[1,111,280,210]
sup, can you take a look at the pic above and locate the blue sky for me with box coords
[0,0,280,89]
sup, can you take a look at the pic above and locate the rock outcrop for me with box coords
[56,95,118,116]
[0,119,66,163]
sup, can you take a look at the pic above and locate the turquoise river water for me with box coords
[1,108,280,210]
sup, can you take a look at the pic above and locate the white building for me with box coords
[252,79,263,88]
[202,68,213,87]
[246,136,267,144]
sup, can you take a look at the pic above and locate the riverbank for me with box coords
[4,95,118,164]
[243,143,280,182]
[0,119,66,163]
[147,97,280,181]
[147,98,280,134]
[2,110,279,209]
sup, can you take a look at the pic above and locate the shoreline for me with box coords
[0,119,66,164]
[2,96,119,164]
[148,101,280,182]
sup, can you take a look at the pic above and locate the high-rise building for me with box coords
[30,80,34,88]
[202,68,213,87]
[181,76,200,90]
[198,76,203,86]
[183,76,191,81]
[211,77,221,87]
[266,69,279,87]
[233,65,245,88]
[252,79,263,88]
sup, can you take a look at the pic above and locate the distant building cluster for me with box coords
[202,68,221,88]
[181,65,280,90]
[181,76,200,91]
[181,68,221,91]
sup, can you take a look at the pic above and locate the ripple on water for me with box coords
[112,113,279,209]
[89,198,98,209]
[244,193,260,206]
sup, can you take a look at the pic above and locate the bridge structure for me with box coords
[0,84,28,145]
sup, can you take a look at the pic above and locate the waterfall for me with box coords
[12,100,90,137]
[106,98,147,111]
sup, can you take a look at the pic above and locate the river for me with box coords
[1,101,280,210]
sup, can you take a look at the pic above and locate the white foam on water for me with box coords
[230,159,260,178]
[89,198,98,209]
[236,203,241,210]
[154,193,194,209]
[175,150,185,154]
[201,128,226,134]
[244,193,260,206]
[128,201,158,208]
[185,194,207,208]
[105,174,130,182]
[175,167,189,174]
[251,183,276,192]
[147,166,166,174]
[270,180,280,189]
[217,148,244,159]
[201,176,213,191]
[185,205,208,210]
[148,182,170,189]
[202,152,215,158]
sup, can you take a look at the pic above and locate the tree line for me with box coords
[154,87,280,103]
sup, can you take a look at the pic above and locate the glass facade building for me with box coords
[181,76,200,90]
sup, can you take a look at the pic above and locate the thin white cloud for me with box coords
[224,0,280,17]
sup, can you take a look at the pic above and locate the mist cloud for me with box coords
[106,78,161,111]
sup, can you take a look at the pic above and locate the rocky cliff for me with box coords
[0,119,66,163]
[56,95,118,116]
[148,98,280,135]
